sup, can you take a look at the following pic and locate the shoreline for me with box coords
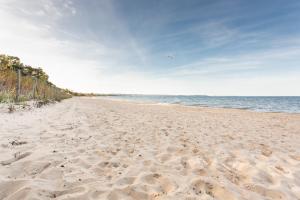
[1,96,299,115]
[6,95,294,117]
[94,96,300,115]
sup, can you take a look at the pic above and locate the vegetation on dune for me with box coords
[0,54,72,103]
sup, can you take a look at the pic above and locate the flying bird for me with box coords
[166,54,175,59]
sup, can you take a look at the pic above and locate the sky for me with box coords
[0,0,300,95]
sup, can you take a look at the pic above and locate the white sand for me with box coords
[0,97,300,200]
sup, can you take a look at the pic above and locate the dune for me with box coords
[0,97,299,200]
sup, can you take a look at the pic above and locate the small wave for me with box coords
[172,101,183,105]
[108,95,300,113]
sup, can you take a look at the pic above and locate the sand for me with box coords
[0,97,300,200]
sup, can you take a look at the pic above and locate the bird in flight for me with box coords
[166,54,175,59]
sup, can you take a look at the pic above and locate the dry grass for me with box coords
[0,69,71,103]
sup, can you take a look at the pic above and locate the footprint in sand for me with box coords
[191,179,237,200]
[115,176,136,187]
[23,161,51,176]
[157,153,172,163]
[243,183,285,200]
[140,173,178,195]
[107,187,149,200]
[289,154,300,161]
[48,186,87,199]
[259,144,273,157]
[0,152,31,166]
[187,157,208,171]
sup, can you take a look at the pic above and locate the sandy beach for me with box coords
[0,97,299,200]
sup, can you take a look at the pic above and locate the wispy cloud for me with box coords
[170,39,300,77]
[0,0,300,95]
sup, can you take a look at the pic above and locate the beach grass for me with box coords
[0,54,72,104]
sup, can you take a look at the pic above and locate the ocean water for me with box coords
[108,95,300,113]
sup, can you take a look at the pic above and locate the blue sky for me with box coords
[1,0,300,95]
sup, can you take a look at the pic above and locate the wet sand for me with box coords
[0,97,300,199]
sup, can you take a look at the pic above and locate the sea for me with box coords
[107,95,300,113]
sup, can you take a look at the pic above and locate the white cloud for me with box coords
[194,21,238,48]
[0,0,102,91]
[171,44,300,77]
[0,0,299,96]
